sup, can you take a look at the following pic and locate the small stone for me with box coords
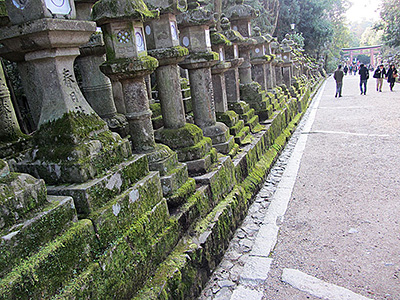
[214,287,233,300]
[348,228,358,234]
[218,280,235,288]
[212,284,221,294]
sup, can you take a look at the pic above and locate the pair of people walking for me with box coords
[373,64,398,92]
[333,64,369,97]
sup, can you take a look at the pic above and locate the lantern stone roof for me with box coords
[223,0,258,21]
[91,0,159,25]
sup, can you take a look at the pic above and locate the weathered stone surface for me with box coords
[0,172,47,230]
[47,154,148,216]
[0,195,77,278]
[0,62,22,143]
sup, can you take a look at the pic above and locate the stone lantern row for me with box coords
[0,0,302,187]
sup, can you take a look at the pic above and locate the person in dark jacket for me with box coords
[333,65,344,97]
[373,64,386,92]
[386,64,398,91]
[359,64,369,95]
[343,65,348,75]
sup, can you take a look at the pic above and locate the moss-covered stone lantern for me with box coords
[92,0,160,152]
[251,26,269,91]
[74,0,128,136]
[0,0,132,184]
[177,0,235,155]
[224,0,270,121]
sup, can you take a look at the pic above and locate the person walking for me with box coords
[334,65,344,98]
[359,64,369,95]
[373,64,386,92]
[344,65,348,75]
[386,64,398,91]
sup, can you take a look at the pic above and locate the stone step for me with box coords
[167,177,197,208]
[216,111,240,128]
[193,155,236,204]
[228,101,251,115]
[130,106,305,300]
[185,148,218,176]
[234,126,251,145]
[52,200,180,299]
[240,108,255,123]
[247,115,260,132]
[132,186,249,300]
[47,154,149,217]
[177,137,212,163]
[229,119,244,136]
[0,219,96,299]
[170,185,211,232]
[0,172,47,230]
[160,162,189,197]
[147,146,179,177]
[0,195,77,279]
[213,136,236,155]
[90,171,163,249]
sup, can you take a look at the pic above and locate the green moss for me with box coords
[210,32,232,46]
[187,51,219,62]
[216,110,239,127]
[167,177,196,207]
[0,220,96,300]
[91,0,159,24]
[150,102,162,117]
[176,137,212,162]
[0,173,47,229]
[148,46,189,61]
[90,172,163,249]
[101,55,159,75]
[155,123,204,149]
[0,196,77,278]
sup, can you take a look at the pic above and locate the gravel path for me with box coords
[199,74,400,300]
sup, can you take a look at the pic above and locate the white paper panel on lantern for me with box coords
[234,45,238,58]
[44,0,71,15]
[205,29,211,47]
[135,27,146,52]
[170,22,178,40]
[219,48,224,61]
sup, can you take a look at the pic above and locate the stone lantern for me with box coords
[224,0,270,121]
[262,33,274,90]
[220,17,260,134]
[92,0,159,152]
[281,35,293,87]
[270,39,283,86]
[210,26,232,114]
[219,17,245,112]
[92,0,194,199]
[177,0,235,155]
[143,0,221,176]
[0,0,132,184]
[209,26,240,153]
[74,0,128,136]
[251,27,269,91]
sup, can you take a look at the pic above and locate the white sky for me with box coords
[345,0,382,22]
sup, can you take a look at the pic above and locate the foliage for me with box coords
[374,0,400,47]
[356,54,371,65]
[275,0,351,72]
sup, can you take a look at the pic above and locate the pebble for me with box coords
[218,280,236,288]
[348,228,358,234]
